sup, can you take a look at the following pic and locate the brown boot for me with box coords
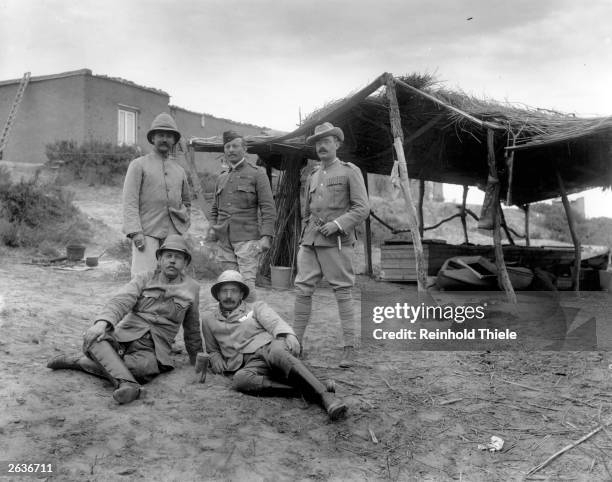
[339,346,355,369]
[87,340,142,405]
[113,381,142,404]
[321,393,348,421]
[47,353,106,379]
[259,378,299,397]
[286,360,348,421]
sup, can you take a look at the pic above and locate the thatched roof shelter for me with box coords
[189,72,612,206]
[187,72,611,295]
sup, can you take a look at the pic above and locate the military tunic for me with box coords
[122,151,192,276]
[211,158,276,243]
[211,158,276,289]
[300,158,369,247]
[96,270,202,368]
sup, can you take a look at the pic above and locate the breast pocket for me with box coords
[172,297,190,322]
[327,181,348,209]
[137,288,164,312]
[237,182,257,209]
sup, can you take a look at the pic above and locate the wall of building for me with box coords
[84,75,169,152]
[0,70,270,168]
[0,74,87,163]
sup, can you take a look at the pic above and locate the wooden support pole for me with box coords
[486,129,517,303]
[505,145,515,205]
[385,74,427,292]
[461,185,469,244]
[418,179,425,237]
[523,204,530,247]
[556,170,581,291]
[498,202,515,246]
[361,168,373,277]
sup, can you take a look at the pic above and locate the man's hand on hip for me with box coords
[318,222,339,237]
[132,233,146,251]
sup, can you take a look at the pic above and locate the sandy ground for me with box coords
[1,184,611,481]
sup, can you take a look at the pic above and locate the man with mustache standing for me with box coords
[123,113,192,276]
[293,123,369,368]
[210,131,276,299]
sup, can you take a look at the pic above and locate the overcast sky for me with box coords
[1,0,611,216]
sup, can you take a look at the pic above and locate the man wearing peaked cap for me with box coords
[209,130,276,300]
[122,112,192,276]
[293,122,370,368]
[47,234,202,405]
[201,270,348,421]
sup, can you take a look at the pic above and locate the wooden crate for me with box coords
[380,241,578,282]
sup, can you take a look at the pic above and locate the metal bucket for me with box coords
[270,266,293,289]
[66,244,85,261]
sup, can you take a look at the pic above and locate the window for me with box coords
[118,109,137,145]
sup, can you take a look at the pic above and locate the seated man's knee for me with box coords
[232,369,261,392]
[123,351,159,382]
[267,340,296,374]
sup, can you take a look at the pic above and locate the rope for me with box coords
[369,210,411,234]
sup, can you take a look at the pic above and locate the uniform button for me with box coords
[164,172,168,176]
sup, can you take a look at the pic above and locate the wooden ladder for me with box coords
[0,72,31,160]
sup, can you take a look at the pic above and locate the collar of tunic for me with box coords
[228,158,246,171]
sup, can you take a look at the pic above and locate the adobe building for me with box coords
[0,69,267,170]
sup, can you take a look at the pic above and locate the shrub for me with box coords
[45,140,140,185]
[0,175,92,248]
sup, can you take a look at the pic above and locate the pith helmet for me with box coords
[211,270,249,301]
[306,122,344,145]
[147,112,181,144]
[156,234,191,265]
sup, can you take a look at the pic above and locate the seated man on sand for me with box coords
[47,235,202,404]
[201,270,348,421]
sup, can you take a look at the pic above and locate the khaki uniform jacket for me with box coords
[301,158,370,246]
[201,301,295,372]
[122,152,192,239]
[96,271,202,367]
[211,159,276,243]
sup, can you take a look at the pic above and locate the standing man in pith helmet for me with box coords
[210,130,276,299]
[123,112,192,276]
[293,122,369,368]
[47,235,202,405]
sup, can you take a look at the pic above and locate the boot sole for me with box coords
[113,385,141,404]
[328,402,348,421]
